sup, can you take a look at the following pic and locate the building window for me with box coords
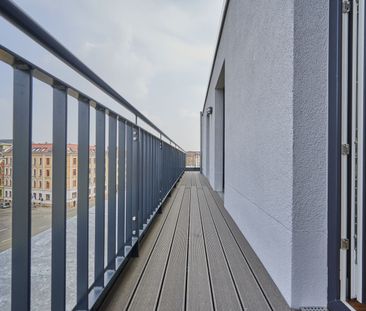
[33,193,36,199]
[46,181,50,189]
[46,194,50,201]
[33,169,36,176]
[39,169,42,177]
[73,158,77,165]
[73,169,76,176]
[72,192,77,199]
[39,181,42,188]
[39,193,42,200]
[5,191,7,198]
[9,191,11,198]
[46,158,50,165]
[0,189,2,197]
[5,168,8,175]
[73,180,77,187]
[33,181,36,188]
[46,170,50,177]
[33,158,36,166]
[39,158,42,165]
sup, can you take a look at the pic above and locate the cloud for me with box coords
[0,0,224,150]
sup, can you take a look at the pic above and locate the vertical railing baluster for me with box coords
[159,139,162,204]
[11,65,32,311]
[51,84,67,311]
[95,107,105,287]
[153,138,156,210]
[77,97,90,309]
[107,114,117,270]
[117,120,125,256]
[131,127,139,255]
[138,128,143,231]
[125,124,133,245]
[142,132,147,224]
[148,135,152,215]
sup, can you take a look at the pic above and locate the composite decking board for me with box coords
[186,186,214,311]
[127,186,185,311]
[202,186,271,311]
[157,188,190,311]
[197,188,242,311]
[208,183,291,311]
[190,172,196,187]
[100,173,289,311]
[195,172,203,188]
[185,172,191,187]
[180,173,187,186]
[99,185,179,311]
[181,173,189,186]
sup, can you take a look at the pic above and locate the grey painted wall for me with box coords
[201,0,328,308]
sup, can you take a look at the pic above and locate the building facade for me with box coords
[201,1,365,310]
[0,140,12,203]
[2,143,96,208]
[0,157,4,202]
[185,151,200,168]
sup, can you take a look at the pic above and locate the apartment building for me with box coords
[185,151,200,168]
[2,143,96,208]
[0,158,4,202]
[0,140,12,203]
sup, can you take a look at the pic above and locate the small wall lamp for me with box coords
[206,106,213,116]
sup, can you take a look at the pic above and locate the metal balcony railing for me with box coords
[0,1,185,310]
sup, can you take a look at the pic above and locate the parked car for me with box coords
[0,202,11,209]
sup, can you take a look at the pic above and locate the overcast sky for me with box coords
[0,0,224,150]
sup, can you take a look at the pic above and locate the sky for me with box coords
[0,0,224,151]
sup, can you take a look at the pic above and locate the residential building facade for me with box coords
[185,151,200,168]
[201,1,365,310]
[0,157,4,202]
[0,140,12,203]
[2,143,96,208]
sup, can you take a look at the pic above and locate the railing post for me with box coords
[130,127,139,257]
[117,119,126,256]
[142,132,147,224]
[11,64,32,311]
[107,114,117,270]
[138,128,143,232]
[126,124,133,246]
[51,83,67,311]
[76,97,90,309]
[95,106,105,287]
[148,135,152,215]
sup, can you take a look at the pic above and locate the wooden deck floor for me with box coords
[99,172,290,311]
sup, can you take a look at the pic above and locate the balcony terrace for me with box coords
[99,172,290,311]
[0,1,292,311]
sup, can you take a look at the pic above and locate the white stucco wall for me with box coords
[201,0,328,308]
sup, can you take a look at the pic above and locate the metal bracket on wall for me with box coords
[341,238,350,250]
[342,0,351,14]
[341,143,350,155]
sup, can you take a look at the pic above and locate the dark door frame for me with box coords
[328,0,366,309]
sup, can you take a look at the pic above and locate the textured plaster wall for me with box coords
[201,0,328,308]
[292,0,328,307]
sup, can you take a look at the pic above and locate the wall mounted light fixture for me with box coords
[206,106,213,116]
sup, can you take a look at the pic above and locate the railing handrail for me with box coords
[0,0,184,152]
[0,44,184,154]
